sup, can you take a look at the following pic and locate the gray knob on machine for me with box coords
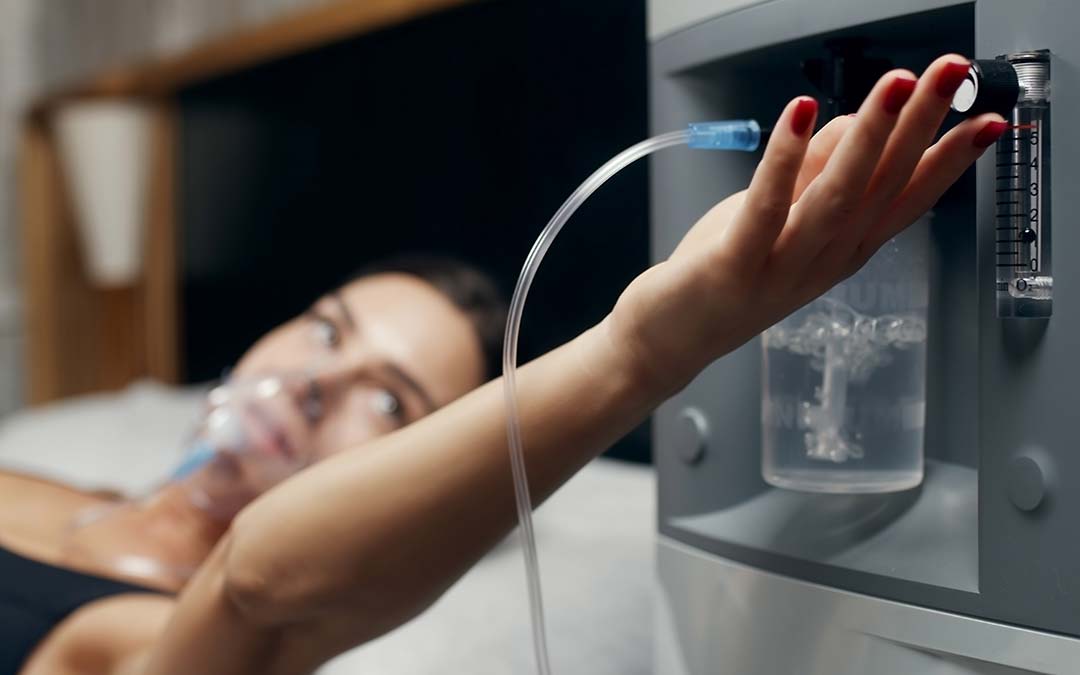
[951,58,1020,117]
[673,407,709,465]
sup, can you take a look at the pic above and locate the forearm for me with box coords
[139,540,296,675]
[225,316,668,636]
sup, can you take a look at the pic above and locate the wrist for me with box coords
[583,314,689,411]
[598,261,720,402]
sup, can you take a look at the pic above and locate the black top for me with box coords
[0,544,163,673]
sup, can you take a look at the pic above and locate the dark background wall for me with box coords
[178,0,651,460]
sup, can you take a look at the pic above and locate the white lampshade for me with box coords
[54,100,153,287]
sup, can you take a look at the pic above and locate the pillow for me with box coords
[0,380,207,495]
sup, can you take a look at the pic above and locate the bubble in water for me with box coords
[801,420,865,463]
[765,299,925,383]
[765,298,927,463]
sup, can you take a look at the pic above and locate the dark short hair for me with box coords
[349,255,508,382]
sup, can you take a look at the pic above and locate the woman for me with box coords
[4,56,1004,675]
[3,256,506,673]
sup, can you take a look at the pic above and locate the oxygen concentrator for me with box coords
[650,1,1080,672]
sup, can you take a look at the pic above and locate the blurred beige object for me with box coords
[54,100,153,287]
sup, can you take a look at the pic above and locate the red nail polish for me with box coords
[883,77,917,114]
[790,97,818,135]
[936,60,970,98]
[973,120,1008,148]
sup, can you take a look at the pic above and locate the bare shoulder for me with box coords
[0,468,105,500]
[0,470,111,550]
[20,593,176,675]
[0,470,111,556]
[0,470,112,516]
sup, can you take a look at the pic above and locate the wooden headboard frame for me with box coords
[19,0,471,405]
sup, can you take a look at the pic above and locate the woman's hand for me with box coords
[608,55,1007,394]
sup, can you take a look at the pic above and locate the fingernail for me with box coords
[883,77,917,114]
[846,113,857,117]
[790,97,818,135]
[936,60,970,98]
[973,120,1008,148]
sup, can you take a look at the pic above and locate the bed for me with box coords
[0,380,655,674]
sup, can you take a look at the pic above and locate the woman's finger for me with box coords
[856,112,1008,261]
[858,55,972,221]
[770,69,918,275]
[792,114,856,201]
[716,96,817,269]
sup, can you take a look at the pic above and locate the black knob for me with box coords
[951,59,1020,117]
[1022,228,1038,244]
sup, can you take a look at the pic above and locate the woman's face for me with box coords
[236,272,486,457]
[186,272,486,515]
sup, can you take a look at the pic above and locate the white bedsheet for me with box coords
[0,381,655,674]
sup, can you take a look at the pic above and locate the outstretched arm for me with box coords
[139,55,1004,675]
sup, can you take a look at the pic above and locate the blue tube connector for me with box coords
[170,439,217,480]
[687,119,762,151]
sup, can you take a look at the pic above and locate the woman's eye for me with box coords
[311,315,341,348]
[371,389,404,421]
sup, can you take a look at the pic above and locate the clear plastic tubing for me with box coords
[501,119,762,675]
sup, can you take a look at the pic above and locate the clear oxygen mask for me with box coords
[60,368,366,589]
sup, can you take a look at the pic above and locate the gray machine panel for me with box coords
[651,0,1080,642]
[975,0,1080,637]
[656,538,1080,675]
